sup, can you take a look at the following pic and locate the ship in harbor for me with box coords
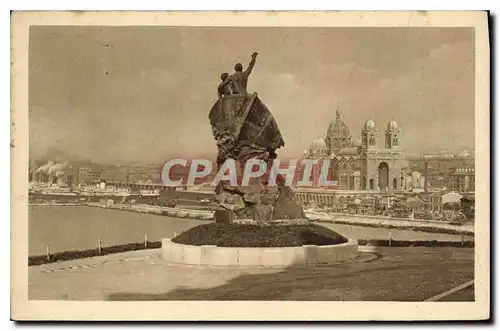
[139,189,160,197]
[29,183,161,198]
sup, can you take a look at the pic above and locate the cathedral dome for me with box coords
[365,120,375,130]
[326,121,351,139]
[306,137,328,159]
[310,137,327,150]
[325,108,352,152]
[387,120,398,130]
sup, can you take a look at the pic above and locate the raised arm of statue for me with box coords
[243,52,258,79]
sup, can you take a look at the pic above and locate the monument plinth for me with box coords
[214,178,305,225]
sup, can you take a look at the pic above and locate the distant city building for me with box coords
[100,165,162,185]
[75,167,100,184]
[448,167,475,193]
[409,171,425,191]
[407,149,474,190]
[29,161,163,188]
[100,166,130,184]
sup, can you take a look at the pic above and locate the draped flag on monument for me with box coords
[209,93,285,162]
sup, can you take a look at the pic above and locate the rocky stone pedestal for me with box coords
[214,180,306,225]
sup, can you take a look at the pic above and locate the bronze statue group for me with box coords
[217,52,258,99]
[209,52,284,177]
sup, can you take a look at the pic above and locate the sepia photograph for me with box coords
[11,11,490,321]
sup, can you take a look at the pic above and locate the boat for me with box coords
[140,189,159,197]
[38,188,78,196]
[114,190,131,197]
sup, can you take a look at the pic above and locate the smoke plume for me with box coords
[36,161,69,177]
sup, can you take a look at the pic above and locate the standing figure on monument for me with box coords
[217,72,234,99]
[227,52,258,94]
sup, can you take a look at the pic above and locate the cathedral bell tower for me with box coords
[385,120,401,149]
[361,119,378,148]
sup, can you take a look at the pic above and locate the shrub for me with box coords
[28,241,162,266]
[172,223,348,247]
[357,239,474,248]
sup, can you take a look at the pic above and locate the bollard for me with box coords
[389,231,392,247]
[461,234,464,246]
[97,238,102,254]
[46,245,50,261]
[144,234,148,248]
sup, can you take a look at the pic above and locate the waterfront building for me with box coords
[448,167,475,193]
[407,150,474,190]
[100,166,131,185]
[74,167,101,185]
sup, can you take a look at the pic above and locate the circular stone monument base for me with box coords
[171,223,347,247]
[162,224,358,267]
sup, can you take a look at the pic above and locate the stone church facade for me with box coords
[305,109,408,191]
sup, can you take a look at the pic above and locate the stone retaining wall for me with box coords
[161,239,358,267]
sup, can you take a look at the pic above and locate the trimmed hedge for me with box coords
[28,237,474,267]
[315,219,474,236]
[28,241,161,266]
[172,223,348,247]
[358,239,474,248]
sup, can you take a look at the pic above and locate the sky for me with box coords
[29,26,475,164]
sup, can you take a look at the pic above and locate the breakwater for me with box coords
[89,203,474,236]
[306,211,474,236]
[87,202,214,220]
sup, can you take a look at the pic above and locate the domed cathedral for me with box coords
[306,107,408,191]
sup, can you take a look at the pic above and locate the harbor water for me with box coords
[29,205,472,256]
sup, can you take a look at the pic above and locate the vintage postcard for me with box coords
[11,11,490,321]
